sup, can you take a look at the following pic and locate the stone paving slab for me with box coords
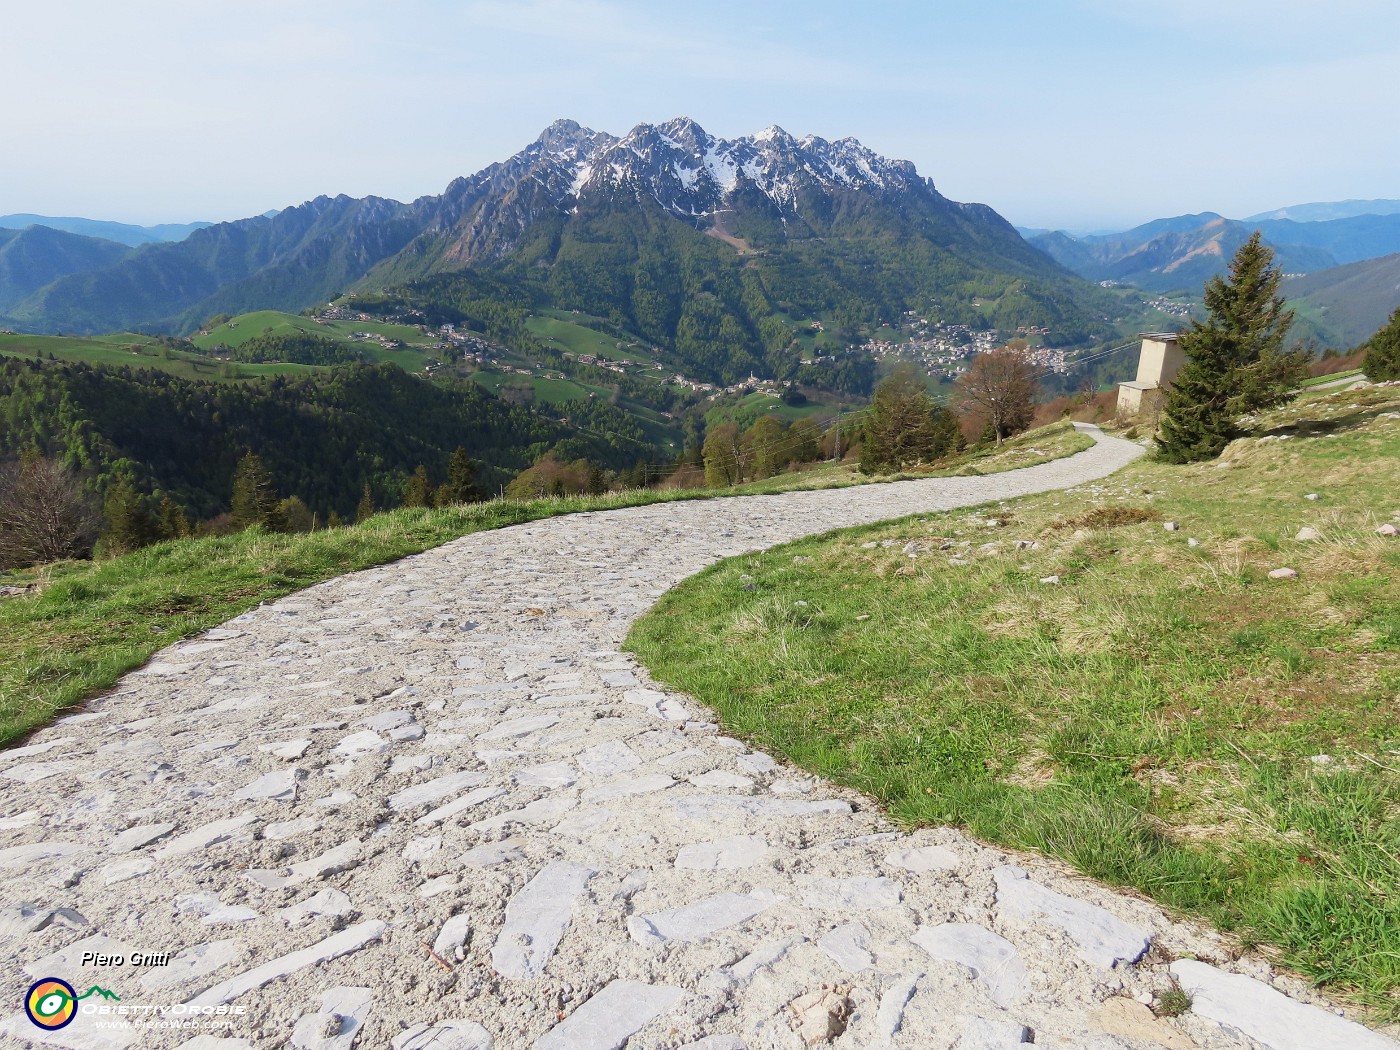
[1,427,1395,1048]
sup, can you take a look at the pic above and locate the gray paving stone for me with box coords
[152,813,260,861]
[25,932,138,978]
[290,985,374,1050]
[414,786,505,827]
[800,875,904,911]
[492,861,597,979]
[141,939,243,992]
[727,936,803,984]
[387,770,489,812]
[533,979,683,1050]
[576,740,641,776]
[885,844,960,872]
[391,1019,493,1049]
[872,974,919,1049]
[108,822,176,854]
[232,767,302,802]
[1169,959,1400,1050]
[911,923,1027,1007]
[818,922,874,972]
[461,838,525,868]
[186,920,387,1007]
[956,1016,1034,1048]
[433,913,472,956]
[687,770,754,790]
[515,761,578,789]
[674,835,768,870]
[993,865,1151,969]
[470,795,577,833]
[1,760,80,783]
[580,773,675,801]
[628,890,778,946]
[479,714,559,741]
[279,889,356,927]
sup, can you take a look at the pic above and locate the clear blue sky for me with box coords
[4,0,1397,231]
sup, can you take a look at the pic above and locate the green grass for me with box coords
[0,421,1099,753]
[525,312,658,366]
[628,387,1400,1021]
[0,333,318,380]
[192,310,437,372]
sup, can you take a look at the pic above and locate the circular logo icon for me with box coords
[26,978,77,1030]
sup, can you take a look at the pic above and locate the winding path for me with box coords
[0,427,1393,1050]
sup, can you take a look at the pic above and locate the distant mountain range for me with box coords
[0,118,1113,386]
[1026,211,1400,295]
[0,213,212,247]
[1246,199,1400,223]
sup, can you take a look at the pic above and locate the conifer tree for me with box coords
[102,477,157,555]
[861,365,959,473]
[402,465,433,508]
[229,451,277,530]
[157,496,190,540]
[1365,308,1400,381]
[438,447,480,504]
[355,482,376,524]
[1158,233,1308,463]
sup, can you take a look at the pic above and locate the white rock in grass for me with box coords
[1378,523,1399,537]
[1163,522,1180,531]
[1268,567,1299,580]
[1295,526,1323,541]
[1038,575,1060,585]
[992,866,1151,968]
[1170,959,1399,1050]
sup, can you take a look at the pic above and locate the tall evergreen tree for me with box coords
[1157,233,1308,463]
[1365,308,1400,382]
[438,447,480,504]
[157,495,191,540]
[402,465,433,508]
[102,477,157,555]
[229,451,278,530]
[861,365,959,473]
[355,482,376,524]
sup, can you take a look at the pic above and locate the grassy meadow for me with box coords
[629,385,1400,1019]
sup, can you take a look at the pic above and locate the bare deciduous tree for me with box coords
[0,457,100,569]
[955,341,1039,445]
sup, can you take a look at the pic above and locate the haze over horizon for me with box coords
[4,0,1397,232]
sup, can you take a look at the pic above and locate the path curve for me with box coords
[1,427,1393,1050]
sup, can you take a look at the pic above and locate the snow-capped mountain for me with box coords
[13,117,1101,342]
[552,116,922,215]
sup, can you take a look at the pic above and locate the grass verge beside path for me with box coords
[0,421,1094,750]
[629,384,1400,1022]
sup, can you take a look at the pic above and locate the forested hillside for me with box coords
[0,359,655,520]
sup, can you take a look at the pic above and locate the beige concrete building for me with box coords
[1117,332,1185,418]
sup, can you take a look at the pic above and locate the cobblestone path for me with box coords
[1,427,1393,1050]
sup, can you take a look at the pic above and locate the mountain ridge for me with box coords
[7,118,1111,376]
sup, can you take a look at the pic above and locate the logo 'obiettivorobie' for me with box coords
[25,978,120,1030]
